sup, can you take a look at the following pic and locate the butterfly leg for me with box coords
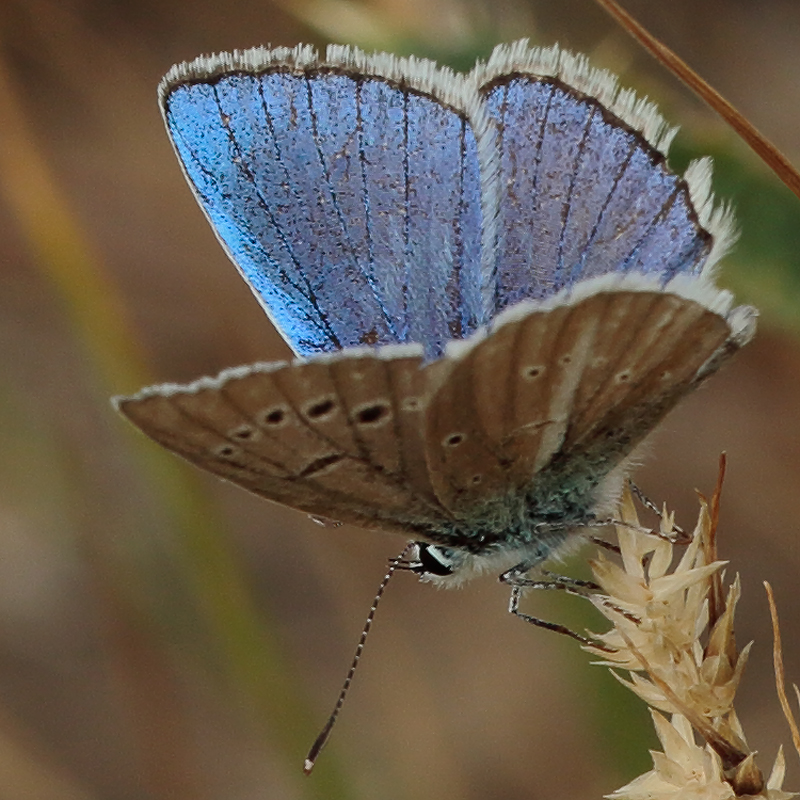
[506,586,613,650]
[628,481,688,543]
[507,569,601,595]
[500,565,615,651]
[589,536,621,555]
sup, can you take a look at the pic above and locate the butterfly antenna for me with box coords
[303,544,413,775]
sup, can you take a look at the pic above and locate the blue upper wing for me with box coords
[473,49,721,313]
[162,50,485,358]
[161,44,731,357]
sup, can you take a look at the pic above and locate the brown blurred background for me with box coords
[1,1,800,798]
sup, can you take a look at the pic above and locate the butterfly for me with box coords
[114,40,756,590]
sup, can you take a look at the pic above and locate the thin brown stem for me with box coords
[592,0,800,201]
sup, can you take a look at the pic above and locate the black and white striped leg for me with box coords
[500,566,616,651]
[589,536,621,555]
[506,586,613,650]
[502,568,602,596]
[628,480,688,542]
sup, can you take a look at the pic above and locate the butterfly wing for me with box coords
[114,347,454,535]
[116,286,755,538]
[161,42,737,357]
[423,287,749,515]
[161,45,486,358]
[472,44,735,311]
[131,43,757,547]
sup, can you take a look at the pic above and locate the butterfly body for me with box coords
[115,41,755,586]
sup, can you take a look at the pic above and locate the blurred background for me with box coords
[1,0,800,798]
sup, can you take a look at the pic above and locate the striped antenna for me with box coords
[304,544,413,774]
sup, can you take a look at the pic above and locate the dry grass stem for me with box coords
[586,461,794,799]
[766,582,800,762]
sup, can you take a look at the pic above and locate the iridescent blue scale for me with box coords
[163,47,719,363]
[166,69,485,357]
[482,77,710,306]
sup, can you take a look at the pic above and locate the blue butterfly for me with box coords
[115,41,754,589]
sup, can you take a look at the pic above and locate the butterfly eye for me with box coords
[305,398,337,420]
[444,433,466,448]
[353,402,391,425]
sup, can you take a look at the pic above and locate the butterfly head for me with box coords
[401,543,463,580]
[399,538,571,588]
